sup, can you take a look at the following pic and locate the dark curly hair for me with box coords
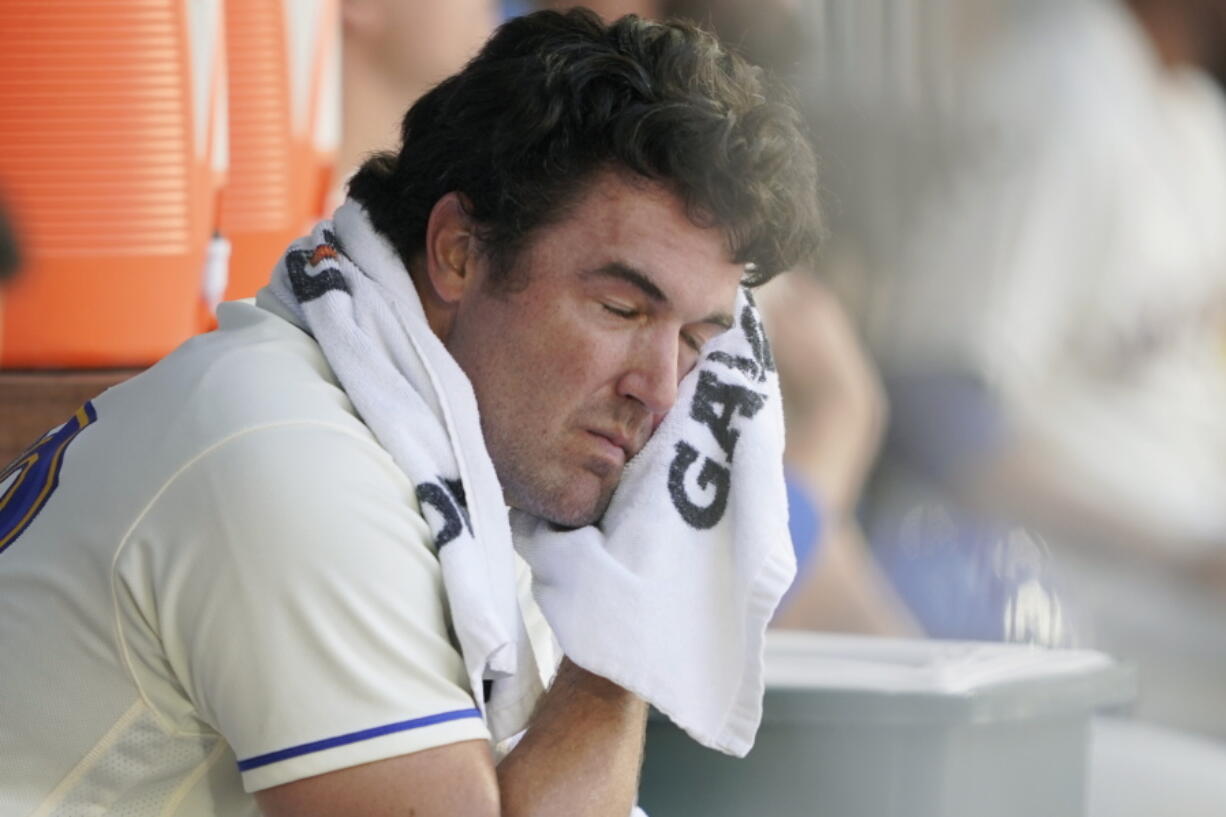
[347,8,820,287]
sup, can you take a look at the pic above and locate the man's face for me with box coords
[444,172,744,527]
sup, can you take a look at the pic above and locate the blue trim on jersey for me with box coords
[236,707,483,772]
[0,401,97,555]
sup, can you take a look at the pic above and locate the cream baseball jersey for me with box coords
[0,296,554,815]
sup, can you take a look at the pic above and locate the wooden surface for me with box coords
[0,370,138,466]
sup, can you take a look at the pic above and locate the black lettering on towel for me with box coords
[666,352,769,530]
[689,371,766,462]
[667,441,731,530]
[286,229,349,303]
[741,301,775,377]
[416,478,471,549]
[706,302,776,384]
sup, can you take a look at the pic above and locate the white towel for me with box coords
[513,287,796,757]
[267,202,542,743]
[267,201,795,758]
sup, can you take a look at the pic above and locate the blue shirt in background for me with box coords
[785,471,822,577]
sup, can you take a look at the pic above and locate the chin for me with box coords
[537,495,607,529]
[515,479,613,529]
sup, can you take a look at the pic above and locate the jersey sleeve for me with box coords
[114,422,490,792]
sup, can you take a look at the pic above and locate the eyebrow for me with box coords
[585,262,735,330]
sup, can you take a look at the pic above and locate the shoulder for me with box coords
[113,421,488,794]
[87,298,379,496]
[114,418,463,748]
[117,404,434,589]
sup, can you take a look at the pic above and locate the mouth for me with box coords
[586,429,633,464]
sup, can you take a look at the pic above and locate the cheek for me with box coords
[484,316,589,409]
[461,296,627,427]
[522,332,627,436]
[560,323,628,394]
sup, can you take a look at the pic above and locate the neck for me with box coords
[335,42,430,195]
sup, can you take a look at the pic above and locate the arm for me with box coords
[256,658,647,817]
[497,658,648,817]
[759,273,920,635]
[771,519,923,636]
[127,424,645,817]
[759,273,884,521]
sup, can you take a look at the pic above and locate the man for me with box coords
[0,9,819,817]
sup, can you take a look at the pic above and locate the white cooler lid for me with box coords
[761,631,1137,725]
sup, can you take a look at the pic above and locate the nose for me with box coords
[616,330,681,429]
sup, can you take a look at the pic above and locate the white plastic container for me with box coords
[639,631,1136,817]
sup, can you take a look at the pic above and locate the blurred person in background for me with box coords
[817,0,1226,736]
[332,0,497,204]
[653,0,809,75]
[758,271,922,635]
[541,0,808,75]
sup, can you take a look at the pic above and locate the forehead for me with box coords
[526,171,743,293]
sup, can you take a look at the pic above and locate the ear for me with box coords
[422,192,478,307]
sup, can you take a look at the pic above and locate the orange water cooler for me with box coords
[0,0,228,367]
[219,0,339,302]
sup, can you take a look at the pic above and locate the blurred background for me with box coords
[544,0,1226,746]
[2,0,1225,806]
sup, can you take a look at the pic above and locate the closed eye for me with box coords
[602,303,639,319]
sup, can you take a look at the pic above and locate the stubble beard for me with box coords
[495,447,619,528]
[485,398,651,528]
